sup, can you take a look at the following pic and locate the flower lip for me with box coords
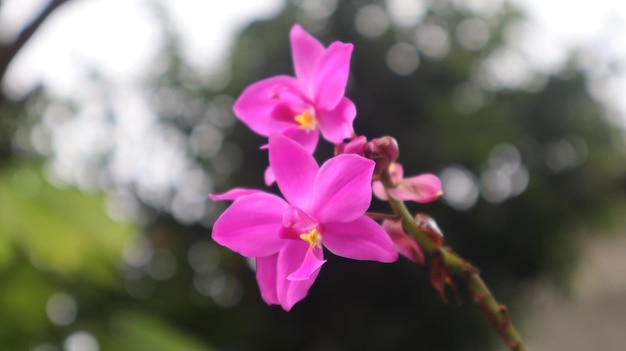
[280,206,320,241]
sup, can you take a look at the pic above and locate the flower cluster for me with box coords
[211,25,442,310]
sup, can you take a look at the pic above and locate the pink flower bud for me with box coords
[364,136,400,178]
[414,213,444,246]
[335,135,367,155]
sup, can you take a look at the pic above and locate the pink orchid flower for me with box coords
[372,162,443,203]
[233,24,356,149]
[210,133,398,311]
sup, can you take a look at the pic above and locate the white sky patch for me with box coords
[509,0,626,70]
[2,0,626,102]
[1,0,285,99]
[510,0,626,45]
[0,0,48,42]
[162,0,285,71]
[2,0,161,98]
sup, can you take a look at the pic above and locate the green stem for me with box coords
[382,173,528,351]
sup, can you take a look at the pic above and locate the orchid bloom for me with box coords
[233,24,356,150]
[210,133,398,310]
[373,162,443,203]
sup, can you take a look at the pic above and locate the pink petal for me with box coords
[290,24,324,93]
[256,255,279,305]
[308,154,375,223]
[233,75,303,136]
[323,216,398,262]
[336,135,367,155]
[264,128,319,186]
[269,133,319,209]
[388,162,404,182]
[387,173,443,203]
[276,241,319,311]
[317,97,356,143]
[372,180,388,200]
[287,247,326,281]
[212,193,287,257]
[282,127,319,154]
[209,188,264,201]
[382,219,424,265]
[371,162,404,200]
[264,166,276,186]
[312,42,353,110]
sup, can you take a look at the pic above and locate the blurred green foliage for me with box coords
[0,163,133,283]
[0,161,216,349]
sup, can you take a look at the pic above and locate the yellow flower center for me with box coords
[294,110,317,131]
[299,228,322,248]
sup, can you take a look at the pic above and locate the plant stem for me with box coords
[382,173,528,351]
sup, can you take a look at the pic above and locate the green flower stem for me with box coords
[381,174,528,351]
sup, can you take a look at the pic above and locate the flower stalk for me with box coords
[381,171,528,351]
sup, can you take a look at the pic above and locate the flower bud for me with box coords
[382,219,424,265]
[335,135,367,156]
[364,136,400,178]
[414,213,444,246]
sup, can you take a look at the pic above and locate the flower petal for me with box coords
[308,154,375,223]
[212,193,287,257]
[264,128,320,186]
[371,162,405,200]
[317,97,356,143]
[269,133,319,208]
[290,24,324,93]
[387,173,443,203]
[287,247,325,281]
[276,241,320,311]
[323,216,398,262]
[233,75,303,136]
[282,126,319,154]
[382,219,424,265]
[209,188,264,201]
[256,255,279,305]
[336,135,367,155]
[264,166,276,186]
[388,162,404,182]
[371,180,388,200]
[313,42,353,110]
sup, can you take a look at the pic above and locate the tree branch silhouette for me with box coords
[0,0,70,102]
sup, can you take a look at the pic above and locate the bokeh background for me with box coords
[2,0,626,350]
